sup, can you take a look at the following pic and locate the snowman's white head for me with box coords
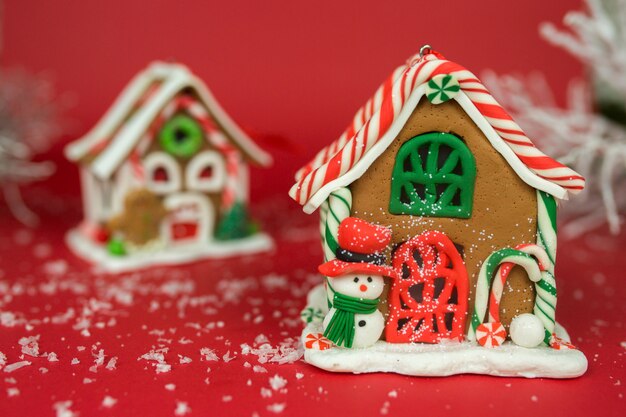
[330,274,385,299]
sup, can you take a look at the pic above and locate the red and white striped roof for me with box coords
[290,51,585,214]
[65,61,272,179]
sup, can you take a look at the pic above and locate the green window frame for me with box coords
[389,132,476,218]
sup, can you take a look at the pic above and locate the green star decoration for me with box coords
[426,74,461,105]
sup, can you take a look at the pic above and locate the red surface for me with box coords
[3,0,584,201]
[1,1,625,416]
[0,193,625,417]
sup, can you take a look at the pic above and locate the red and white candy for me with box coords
[475,322,507,348]
[304,333,332,351]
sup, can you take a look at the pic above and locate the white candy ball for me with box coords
[510,313,545,348]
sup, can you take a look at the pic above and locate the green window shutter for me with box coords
[389,132,476,218]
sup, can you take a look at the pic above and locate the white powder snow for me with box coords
[102,396,117,408]
[18,334,40,357]
[269,375,287,391]
[174,401,191,416]
[200,347,219,361]
[53,401,78,417]
[267,403,286,414]
[3,361,31,373]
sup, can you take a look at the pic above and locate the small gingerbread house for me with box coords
[65,61,272,271]
[293,49,587,378]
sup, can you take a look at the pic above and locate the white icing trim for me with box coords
[143,152,181,195]
[185,150,226,193]
[66,62,271,179]
[65,227,273,273]
[301,87,568,214]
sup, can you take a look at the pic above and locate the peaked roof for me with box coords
[290,50,585,214]
[65,61,272,179]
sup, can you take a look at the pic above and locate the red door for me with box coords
[385,231,468,344]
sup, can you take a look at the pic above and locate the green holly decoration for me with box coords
[215,202,258,240]
[159,114,203,158]
[107,238,127,256]
[426,74,460,105]
[300,307,324,324]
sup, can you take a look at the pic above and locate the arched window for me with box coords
[186,150,226,192]
[389,132,476,218]
[143,152,182,194]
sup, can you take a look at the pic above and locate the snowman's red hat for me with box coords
[318,217,399,280]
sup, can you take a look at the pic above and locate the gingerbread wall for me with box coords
[349,99,538,330]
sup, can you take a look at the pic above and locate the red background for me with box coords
[1,1,624,417]
[3,0,583,199]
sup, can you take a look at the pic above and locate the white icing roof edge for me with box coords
[65,61,272,179]
[301,87,568,215]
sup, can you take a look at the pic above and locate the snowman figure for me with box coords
[318,217,399,349]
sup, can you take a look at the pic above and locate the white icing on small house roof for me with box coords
[65,61,272,179]
[289,51,585,214]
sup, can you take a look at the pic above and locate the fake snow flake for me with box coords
[174,401,191,416]
[261,388,273,398]
[3,361,31,373]
[71,358,80,365]
[18,334,40,357]
[240,338,303,364]
[156,363,172,373]
[0,351,6,368]
[53,401,78,417]
[269,375,287,391]
[7,387,20,397]
[139,348,170,373]
[178,355,192,364]
[39,367,48,373]
[267,403,286,414]
[200,347,219,361]
[102,396,117,408]
[222,351,235,362]
[105,357,117,370]
[43,260,68,275]
[222,395,233,402]
[47,352,59,362]
[253,365,267,373]
[83,378,95,384]
[295,372,304,380]
[165,383,176,391]
[388,390,398,398]
[261,274,288,291]
[380,400,391,415]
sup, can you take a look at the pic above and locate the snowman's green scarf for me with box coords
[324,279,379,348]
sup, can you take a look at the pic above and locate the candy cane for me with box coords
[472,244,557,345]
[468,248,541,342]
[320,187,352,262]
[536,190,557,273]
[488,243,551,323]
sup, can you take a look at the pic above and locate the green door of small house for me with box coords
[389,132,476,218]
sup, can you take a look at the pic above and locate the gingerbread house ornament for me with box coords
[65,61,272,271]
[293,47,588,378]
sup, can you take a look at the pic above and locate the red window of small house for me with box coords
[153,166,169,182]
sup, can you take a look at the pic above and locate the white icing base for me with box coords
[303,285,587,379]
[66,228,273,273]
